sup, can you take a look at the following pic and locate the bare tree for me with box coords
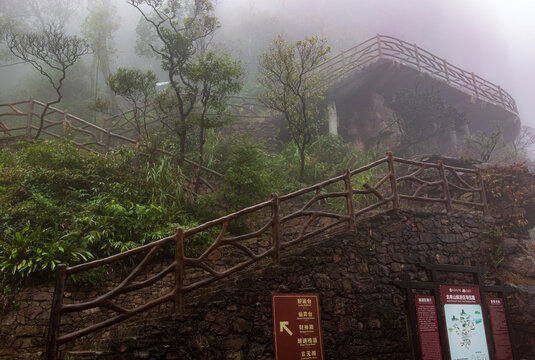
[465,129,503,163]
[510,126,535,163]
[5,25,90,139]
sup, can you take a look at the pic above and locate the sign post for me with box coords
[271,293,325,360]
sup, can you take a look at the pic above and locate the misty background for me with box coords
[1,0,533,127]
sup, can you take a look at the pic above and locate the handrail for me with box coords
[0,99,224,180]
[45,151,488,359]
[313,34,518,116]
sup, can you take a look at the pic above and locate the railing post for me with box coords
[443,59,450,83]
[414,44,421,71]
[271,193,281,266]
[471,72,479,97]
[438,160,453,213]
[46,264,66,360]
[26,98,34,140]
[105,128,112,152]
[386,151,400,209]
[476,168,489,216]
[498,86,505,107]
[174,228,185,314]
[376,34,382,58]
[341,50,347,78]
[344,169,356,230]
[62,110,69,138]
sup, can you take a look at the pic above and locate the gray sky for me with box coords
[216,0,535,128]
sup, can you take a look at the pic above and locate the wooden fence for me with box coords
[313,34,518,116]
[46,152,488,359]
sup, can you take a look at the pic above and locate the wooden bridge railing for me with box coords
[313,34,518,116]
[46,152,488,359]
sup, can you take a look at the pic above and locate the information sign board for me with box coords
[271,293,324,360]
[440,285,490,360]
[415,295,443,360]
[487,298,513,360]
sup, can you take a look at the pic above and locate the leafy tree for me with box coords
[258,35,330,180]
[82,1,120,118]
[5,24,90,139]
[189,51,243,193]
[128,0,219,166]
[0,0,77,30]
[0,16,16,63]
[108,68,158,140]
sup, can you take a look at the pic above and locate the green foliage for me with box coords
[189,52,244,117]
[109,68,157,106]
[81,3,119,51]
[216,138,276,212]
[258,35,330,180]
[0,224,92,284]
[72,197,180,257]
[130,0,219,165]
[187,51,244,192]
[0,131,389,286]
[145,157,184,207]
[489,245,505,270]
[109,67,158,140]
[276,134,385,185]
[0,141,194,284]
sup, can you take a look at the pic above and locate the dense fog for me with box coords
[1,0,533,127]
[215,0,534,127]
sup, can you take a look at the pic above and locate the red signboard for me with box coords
[415,295,443,360]
[487,298,514,360]
[271,294,324,360]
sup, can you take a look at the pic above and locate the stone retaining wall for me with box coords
[2,207,535,359]
[59,210,533,359]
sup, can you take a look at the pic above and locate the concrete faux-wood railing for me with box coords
[45,152,488,359]
[314,34,518,116]
[0,98,224,190]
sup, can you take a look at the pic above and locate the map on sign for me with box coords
[440,285,490,360]
[271,294,324,360]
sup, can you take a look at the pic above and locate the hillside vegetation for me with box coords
[0,136,382,288]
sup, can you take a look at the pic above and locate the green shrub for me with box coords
[276,134,385,185]
[0,224,92,284]
[216,138,276,212]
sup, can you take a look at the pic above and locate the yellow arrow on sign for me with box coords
[279,321,293,336]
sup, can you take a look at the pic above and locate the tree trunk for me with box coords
[299,146,306,181]
[194,125,204,195]
[178,130,186,168]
